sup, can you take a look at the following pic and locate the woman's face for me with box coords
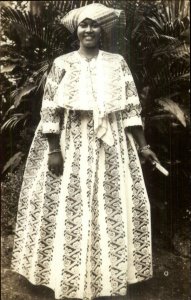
[77,18,101,48]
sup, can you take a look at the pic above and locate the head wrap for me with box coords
[61,3,126,33]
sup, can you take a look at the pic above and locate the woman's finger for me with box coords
[148,152,160,164]
[152,154,160,164]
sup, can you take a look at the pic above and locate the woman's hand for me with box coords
[48,152,63,176]
[126,126,160,168]
[140,149,160,167]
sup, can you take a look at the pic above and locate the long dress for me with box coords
[11,50,152,300]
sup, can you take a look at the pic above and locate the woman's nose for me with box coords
[85,25,93,32]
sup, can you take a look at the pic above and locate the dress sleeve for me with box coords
[40,58,65,134]
[120,57,143,127]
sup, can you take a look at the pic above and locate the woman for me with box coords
[11,3,159,300]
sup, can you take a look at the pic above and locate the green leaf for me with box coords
[1,7,68,52]
[1,112,31,131]
[2,152,25,174]
[13,84,37,108]
[158,98,187,127]
[0,64,17,73]
[146,16,163,33]
[172,72,190,81]
[2,105,15,120]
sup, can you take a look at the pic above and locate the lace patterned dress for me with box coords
[11,50,152,300]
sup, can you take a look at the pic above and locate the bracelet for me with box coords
[139,144,151,153]
[48,149,61,155]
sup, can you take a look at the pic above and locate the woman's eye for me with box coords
[79,23,86,28]
[79,23,99,29]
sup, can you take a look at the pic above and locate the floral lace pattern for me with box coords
[40,50,143,142]
[12,51,151,299]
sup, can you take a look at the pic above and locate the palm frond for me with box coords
[160,34,178,42]
[132,0,190,47]
[2,105,15,121]
[12,84,37,108]
[2,151,25,174]
[161,0,190,23]
[51,0,74,14]
[1,7,69,51]
[157,97,187,127]
[1,112,31,131]
[152,41,189,60]
[36,71,48,91]
[146,62,189,97]
[146,16,164,33]
[52,0,125,15]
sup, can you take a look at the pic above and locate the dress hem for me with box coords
[11,268,153,300]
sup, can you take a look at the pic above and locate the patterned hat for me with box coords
[61,3,126,33]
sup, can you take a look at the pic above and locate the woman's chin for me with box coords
[83,41,98,48]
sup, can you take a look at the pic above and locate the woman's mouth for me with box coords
[84,36,94,40]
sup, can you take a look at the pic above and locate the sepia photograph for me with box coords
[1,1,190,300]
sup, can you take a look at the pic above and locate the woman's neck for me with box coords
[78,46,99,59]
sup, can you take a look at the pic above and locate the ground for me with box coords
[1,233,190,300]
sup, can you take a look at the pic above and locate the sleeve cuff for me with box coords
[42,122,60,134]
[123,116,143,128]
